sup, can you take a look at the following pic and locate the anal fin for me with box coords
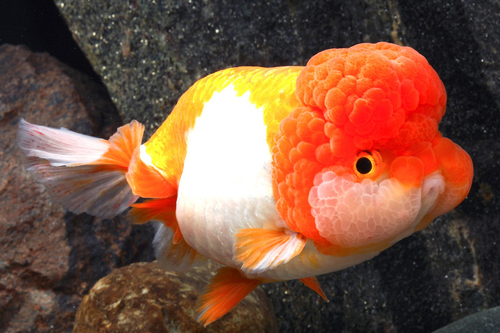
[234,228,306,274]
[153,223,205,271]
[130,198,205,271]
[129,197,182,243]
[197,267,261,327]
[300,276,328,301]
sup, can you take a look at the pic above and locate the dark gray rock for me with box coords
[54,0,401,137]
[433,306,500,333]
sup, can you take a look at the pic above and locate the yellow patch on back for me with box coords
[144,66,303,187]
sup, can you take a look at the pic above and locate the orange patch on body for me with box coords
[389,156,425,188]
[414,136,474,232]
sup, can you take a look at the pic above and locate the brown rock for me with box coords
[74,261,279,333]
[0,43,89,333]
[0,44,153,333]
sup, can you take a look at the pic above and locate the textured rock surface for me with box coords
[0,44,155,332]
[433,306,500,333]
[54,0,403,137]
[74,261,278,333]
[2,0,500,332]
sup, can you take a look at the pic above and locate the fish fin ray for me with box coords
[197,267,261,327]
[234,228,306,274]
[17,118,110,167]
[129,197,177,224]
[26,163,138,218]
[92,120,144,168]
[300,276,328,302]
[125,147,177,198]
[17,119,145,218]
[152,222,205,272]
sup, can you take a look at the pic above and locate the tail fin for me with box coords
[17,118,144,219]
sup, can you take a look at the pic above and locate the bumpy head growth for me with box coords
[272,42,473,256]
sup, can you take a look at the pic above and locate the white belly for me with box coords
[176,85,283,267]
[176,85,378,280]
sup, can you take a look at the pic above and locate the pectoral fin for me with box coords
[234,228,306,274]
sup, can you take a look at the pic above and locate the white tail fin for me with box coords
[17,118,144,219]
[17,119,110,166]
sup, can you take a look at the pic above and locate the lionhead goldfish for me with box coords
[17,42,473,326]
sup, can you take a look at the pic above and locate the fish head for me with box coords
[272,42,473,256]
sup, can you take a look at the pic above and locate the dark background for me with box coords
[0,0,97,80]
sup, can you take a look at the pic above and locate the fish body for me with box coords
[17,42,473,325]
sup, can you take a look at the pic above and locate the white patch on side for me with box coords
[176,85,284,268]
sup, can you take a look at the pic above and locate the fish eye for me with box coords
[355,156,373,175]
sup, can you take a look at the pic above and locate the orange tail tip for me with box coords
[234,228,306,274]
[197,267,261,327]
[300,276,328,302]
[17,119,144,219]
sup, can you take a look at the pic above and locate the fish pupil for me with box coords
[356,157,372,174]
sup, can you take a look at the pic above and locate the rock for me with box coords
[0,44,154,333]
[74,261,278,333]
[433,306,500,333]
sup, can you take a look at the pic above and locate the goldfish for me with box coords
[17,42,473,326]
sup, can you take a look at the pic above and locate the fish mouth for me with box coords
[308,171,445,249]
